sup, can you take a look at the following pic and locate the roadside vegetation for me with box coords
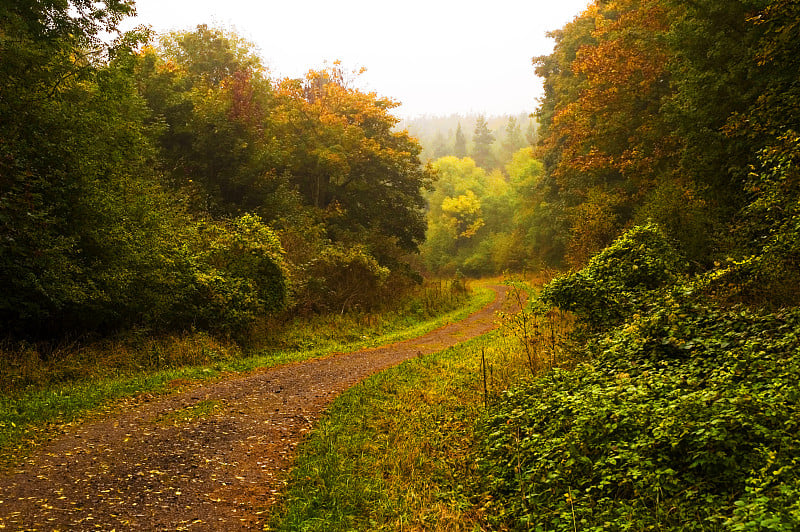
[267,280,548,531]
[0,280,486,468]
[477,227,800,530]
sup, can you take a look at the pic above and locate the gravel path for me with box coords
[0,285,514,531]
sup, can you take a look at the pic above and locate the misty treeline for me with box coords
[0,2,435,338]
[400,113,537,168]
[403,115,542,276]
[423,0,800,307]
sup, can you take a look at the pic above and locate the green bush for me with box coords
[166,214,289,334]
[540,223,684,330]
[295,244,390,314]
[477,302,800,530]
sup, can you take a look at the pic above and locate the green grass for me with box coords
[0,282,494,469]
[266,295,535,531]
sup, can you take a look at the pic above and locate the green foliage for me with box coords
[421,150,545,276]
[0,8,180,334]
[297,244,390,314]
[477,300,800,530]
[177,214,289,334]
[540,223,684,330]
[737,132,800,305]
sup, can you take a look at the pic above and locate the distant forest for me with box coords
[398,113,537,169]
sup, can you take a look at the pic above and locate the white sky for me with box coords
[122,0,590,118]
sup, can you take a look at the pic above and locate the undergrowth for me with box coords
[477,303,800,530]
[475,225,800,530]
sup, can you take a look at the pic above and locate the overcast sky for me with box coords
[122,0,590,118]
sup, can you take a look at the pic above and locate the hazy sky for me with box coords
[122,0,590,118]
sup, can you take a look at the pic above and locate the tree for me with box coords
[500,117,527,164]
[0,0,166,334]
[272,64,434,272]
[472,115,496,169]
[135,26,283,217]
[533,0,688,266]
[525,119,537,146]
[453,123,468,158]
[432,131,450,158]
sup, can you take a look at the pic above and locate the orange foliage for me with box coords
[546,0,679,192]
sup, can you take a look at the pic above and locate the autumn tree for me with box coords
[134,26,285,216]
[532,0,710,267]
[274,65,433,256]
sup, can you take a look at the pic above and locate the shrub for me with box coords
[540,223,684,330]
[476,302,800,530]
[167,214,289,334]
[295,244,390,314]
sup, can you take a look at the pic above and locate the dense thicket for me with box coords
[0,3,432,337]
[479,226,800,530]
[476,1,800,528]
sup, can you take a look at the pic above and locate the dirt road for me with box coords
[0,285,514,531]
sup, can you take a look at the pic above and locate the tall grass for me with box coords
[268,333,502,531]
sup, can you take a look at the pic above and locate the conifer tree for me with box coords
[472,115,496,169]
[453,122,468,158]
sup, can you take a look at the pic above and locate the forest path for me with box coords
[0,285,516,531]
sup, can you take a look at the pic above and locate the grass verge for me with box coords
[266,283,537,531]
[0,282,494,469]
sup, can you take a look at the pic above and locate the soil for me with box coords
[0,285,516,531]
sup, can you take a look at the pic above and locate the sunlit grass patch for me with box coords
[267,279,578,531]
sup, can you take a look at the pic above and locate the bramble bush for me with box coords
[540,223,684,331]
[477,294,800,530]
[476,226,800,530]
